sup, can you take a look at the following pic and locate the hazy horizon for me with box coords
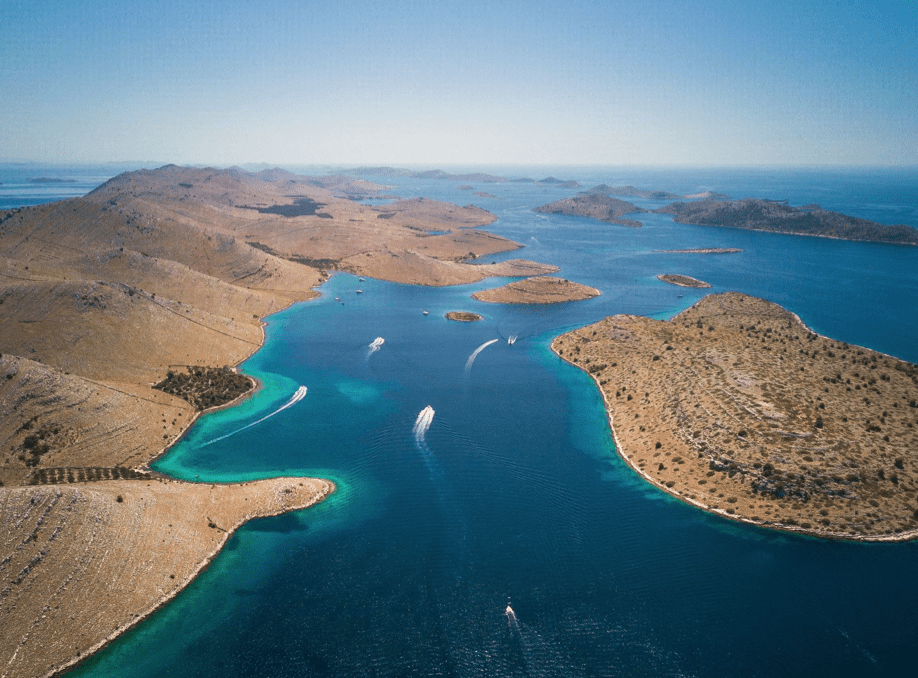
[3,0,915,167]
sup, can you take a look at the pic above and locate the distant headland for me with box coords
[657,198,918,245]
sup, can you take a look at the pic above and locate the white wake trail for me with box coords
[413,405,435,444]
[201,385,307,447]
[464,339,499,376]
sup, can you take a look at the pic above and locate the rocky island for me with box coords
[446,311,483,321]
[657,198,918,245]
[472,276,601,304]
[553,292,918,541]
[657,274,712,288]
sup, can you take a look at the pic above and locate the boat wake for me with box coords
[464,339,499,376]
[200,385,307,447]
[413,405,435,446]
[366,336,385,359]
[504,602,579,677]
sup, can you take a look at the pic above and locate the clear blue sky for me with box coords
[2,0,916,166]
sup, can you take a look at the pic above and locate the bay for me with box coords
[6,166,917,677]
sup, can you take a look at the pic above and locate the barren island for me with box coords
[553,292,918,541]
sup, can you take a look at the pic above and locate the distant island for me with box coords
[657,198,918,246]
[344,166,581,188]
[472,276,601,304]
[535,193,645,227]
[657,273,711,288]
[28,177,77,183]
[584,184,730,200]
[553,292,918,541]
[654,248,743,254]
[533,183,739,228]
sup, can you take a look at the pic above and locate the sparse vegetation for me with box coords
[552,292,918,540]
[153,366,253,410]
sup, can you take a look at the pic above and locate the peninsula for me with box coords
[0,164,555,677]
[553,292,918,541]
[657,198,918,245]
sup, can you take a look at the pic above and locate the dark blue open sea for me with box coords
[6,165,918,677]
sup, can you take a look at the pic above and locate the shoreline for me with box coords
[50,295,332,677]
[678,222,918,247]
[143,294,309,472]
[48,478,335,678]
[549,312,918,544]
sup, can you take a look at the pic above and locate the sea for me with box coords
[3,164,918,677]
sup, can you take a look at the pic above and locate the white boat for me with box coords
[505,604,514,616]
[422,310,429,315]
[356,289,363,294]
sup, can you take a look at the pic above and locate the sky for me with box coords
[2,0,916,166]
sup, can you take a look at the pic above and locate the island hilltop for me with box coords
[0,164,560,678]
[553,292,918,541]
[473,276,601,304]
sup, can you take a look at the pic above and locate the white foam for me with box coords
[464,339,499,375]
[201,385,307,447]
[412,405,435,444]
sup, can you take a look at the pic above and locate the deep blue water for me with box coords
[0,163,159,209]
[6,166,918,676]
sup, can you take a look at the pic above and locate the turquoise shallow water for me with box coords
[8,166,918,677]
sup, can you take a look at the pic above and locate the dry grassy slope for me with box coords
[0,280,261,383]
[0,197,322,295]
[0,355,194,487]
[0,476,333,678]
[554,292,918,541]
[71,249,291,321]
